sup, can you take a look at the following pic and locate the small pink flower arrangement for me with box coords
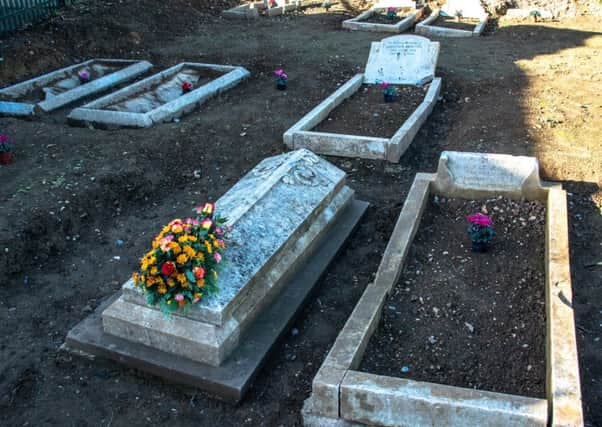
[380,81,397,101]
[274,68,288,89]
[467,213,495,252]
[386,7,397,19]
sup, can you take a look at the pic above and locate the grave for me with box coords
[302,151,583,427]
[63,149,368,402]
[284,35,441,162]
[0,59,152,117]
[342,1,423,33]
[416,0,489,37]
[222,0,321,18]
[68,63,250,128]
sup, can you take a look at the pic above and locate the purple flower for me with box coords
[78,71,90,80]
[466,213,493,227]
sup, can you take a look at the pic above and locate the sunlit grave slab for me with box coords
[416,0,489,37]
[68,63,250,128]
[64,149,368,402]
[342,0,423,33]
[0,59,152,117]
[284,34,441,162]
[223,0,323,18]
[302,151,583,427]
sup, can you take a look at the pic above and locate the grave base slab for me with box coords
[415,9,488,37]
[63,198,367,403]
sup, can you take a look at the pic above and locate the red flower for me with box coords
[161,261,176,276]
[182,82,193,92]
[193,266,206,279]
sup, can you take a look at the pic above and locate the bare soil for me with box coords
[433,16,480,31]
[359,196,546,398]
[0,1,600,426]
[314,84,427,137]
[361,11,410,24]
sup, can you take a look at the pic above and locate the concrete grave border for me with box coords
[342,7,423,33]
[222,0,323,18]
[416,9,488,38]
[284,74,441,162]
[0,59,152,117]
[68,63,250,128]
[302,151,583,427]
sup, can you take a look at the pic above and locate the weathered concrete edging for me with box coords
[0,59,152,116]
[302,152,583,427]
[284,76,441,162]
[415,9,488,37]
[68,63,250,128]
[342,8,422,33]
[222,0,324,18]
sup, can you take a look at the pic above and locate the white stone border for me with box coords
[283,74,441,162]
[68,63,250,128]
[342,8,423,33]
[0,59,152,116]
[222,0,323,18]
[302,152,583,427]
[415,9,488,37]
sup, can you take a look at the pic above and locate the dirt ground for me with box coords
[360,197,547,398]
[0,1,600,426]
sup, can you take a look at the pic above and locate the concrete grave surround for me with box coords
[342,5,423,34]
[284,35,441,162]
[302,151,583,427]
[68,63,250,128]
[0,59,152,116]
[223,0,322,18]
[64,149,368,402]
[416,8,489,37]
[441,0,487,18]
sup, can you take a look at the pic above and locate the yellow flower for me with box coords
[213,240,220,248]
[182,282,190,289]
[158,285,167,294]
[205,241,213,254]
[141,260,149,271]
[176,273,187,285]
[188,236,197,242]
[167,278,176,288]
[132,272,140,284]
[156,277,165,286]
[178,235,188,243]
[161,225,171,234]
[184,246,196,258]
[194,292,202,300]
[150,266,158,275]
[197,278,205,288]
[152,240,159,249]
[176,254,189,265]
[195,252,205,262]
[146,276,155,287]
[214,271,218,279]
[171,224,183,233]
[169,242,182,255]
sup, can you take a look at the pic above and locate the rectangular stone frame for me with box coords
[303,153,583,427]
[68,63,250,128]
[222,0,323,18]
[342,8,423,33]
[0,59,152,116]
[416,9,488,38]
[283,74,442,162]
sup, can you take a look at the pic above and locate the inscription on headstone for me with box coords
[437,151,540,192]
[364,35,439,85]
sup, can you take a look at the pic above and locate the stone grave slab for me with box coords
[342,2,422,33]
[302,151,582,427]
[416,7,489,38]
[64,149,368,402]
[441,0,487,19]
[0,59,152,116]
[223,0,320,18]
[284,35,441,162]
[68,63,250,128]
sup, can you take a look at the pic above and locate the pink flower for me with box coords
[380,81,390,88]
[216,239,224,248]
[274,69,288,79]
[216,227,224,235]
[159,235,174,251]
[214,252,222,263]
[175,293,184,302]
[387,7,396,12]
[201,218,213,230]
[466,213,492,227]
[193,297,201,304]
[0,134,9,143]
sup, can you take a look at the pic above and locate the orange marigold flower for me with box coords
[150,266,158,275]
[178,235,188,243]
[178,299,186,307]
[205,241,213,254]
[158,285,167,294]
[195,252,205,261]
[188,236,197,242]
[167,278,176,288]
[169,242,182,255]
[152,240,160,249]
[176,273,187,285]
[197,278,205,287]
[176,254,189,265]
[184,246,196,257]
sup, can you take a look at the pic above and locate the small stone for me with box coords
[428,335,437,344]
[465,322,475,333]
[82,305,93,314]
[528,216,537,221]
[291,328,299,336]
[401,366,410,373]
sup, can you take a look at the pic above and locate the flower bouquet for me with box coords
[386,7,398,20]
[132,202,230,314]
[274,68,288,90]
[380,81,397,103]
[182,81,194,94]
[78,70,90,84]
[322,1,332,11]
[466,212,495,252]
[0,134,14,165]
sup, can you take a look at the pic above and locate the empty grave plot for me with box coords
[0,59,152,116]
[361,9,414,24]
[416,8,488,37]
[359,195,547,398]
[222,0,319,18]
[68,63,250,128]
[313,84,428,138]
[343,6,423,33]
[431,15,481,31]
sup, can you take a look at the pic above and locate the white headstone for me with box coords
[441,0,487,19]
[373,0,416,9]
[364,35,439,85]
[435,151,542,194]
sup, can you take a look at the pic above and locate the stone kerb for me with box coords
[0,59,152,117]
[302,151,583,427]
[284,35,441,162]
[342,8,423,33]
[67,63,250,128]
[416,8,489,37]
